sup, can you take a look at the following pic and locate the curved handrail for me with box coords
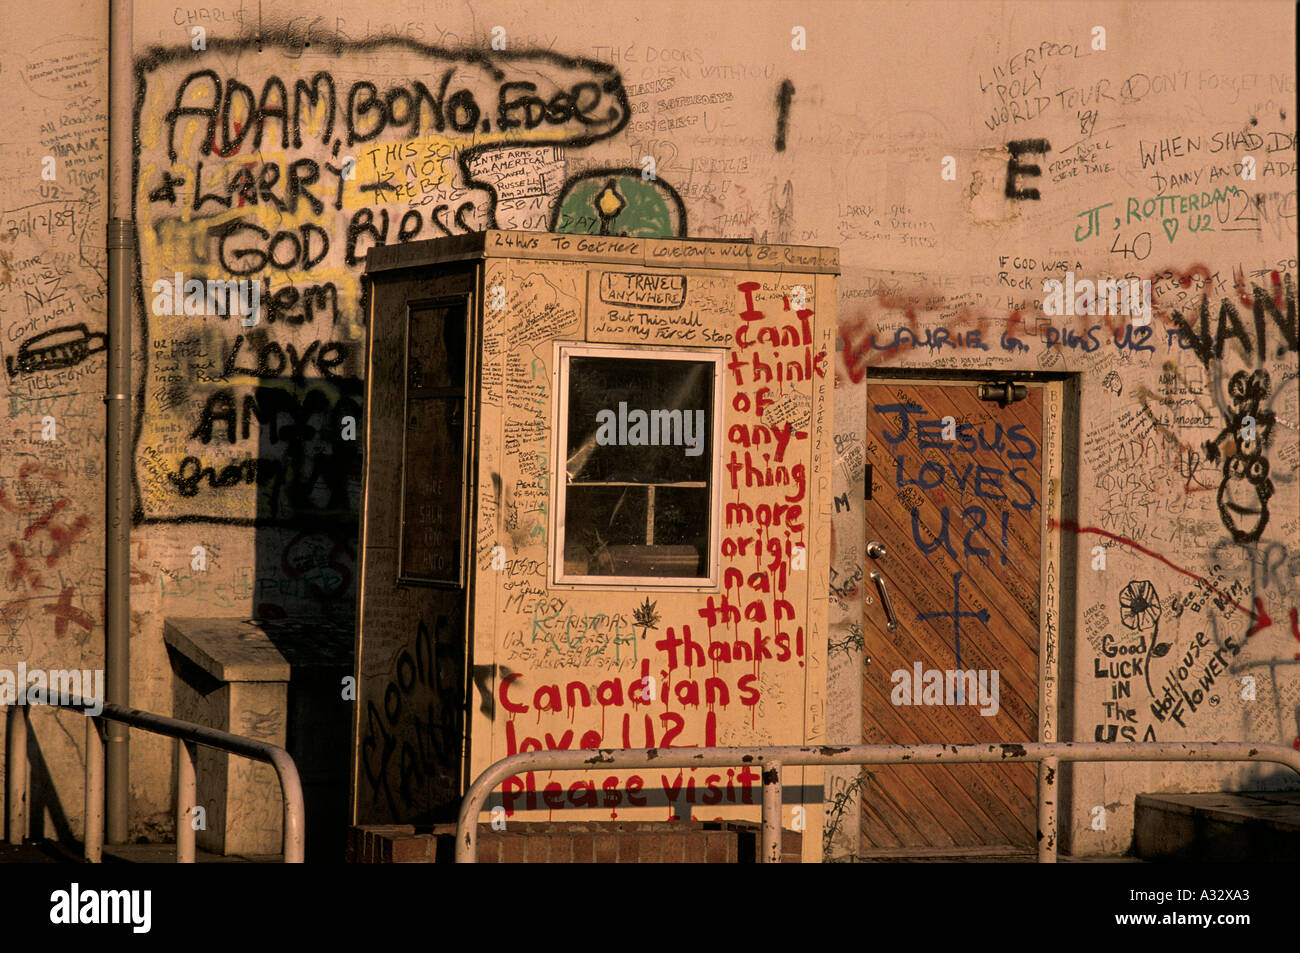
[3,696,304,862]
[456,742,1300,862]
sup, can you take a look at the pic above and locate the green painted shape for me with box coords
[554,175,680,238]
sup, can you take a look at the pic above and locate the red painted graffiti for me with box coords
[5,542,42,590]
[1049,519,1290,637]
[43,586,95,639]
[4,492,93,602]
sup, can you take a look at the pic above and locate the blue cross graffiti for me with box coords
[917,570,989,669]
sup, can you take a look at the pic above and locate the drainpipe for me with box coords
[105,0,134,845]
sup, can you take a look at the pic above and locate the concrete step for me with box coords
[0,839,282,863]
[0,841,76,863]
[855,845,1037,862]
[1135,791,1300,861]
[850,847,1142,862]
[102,843,282,863]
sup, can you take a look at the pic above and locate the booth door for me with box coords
[860,379,1042,856]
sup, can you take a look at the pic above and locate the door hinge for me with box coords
[978,380,1028,406]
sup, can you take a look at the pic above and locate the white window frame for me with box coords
[550,341,725,590]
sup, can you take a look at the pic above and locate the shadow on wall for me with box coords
[158,371,365,858]
[250,375,364,860]
[249,374,364,626]
[20,722,76,845]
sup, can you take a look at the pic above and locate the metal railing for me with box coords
[455,742,1300,863]
[4,697,305,863]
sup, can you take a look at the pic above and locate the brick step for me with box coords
[349,821,802,863]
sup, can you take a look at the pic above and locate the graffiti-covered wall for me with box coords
[1,0,1295,856]
[132,40,631,525]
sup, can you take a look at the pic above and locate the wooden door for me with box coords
[860,380,1042,856]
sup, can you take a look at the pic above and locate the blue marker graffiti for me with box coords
[875,401,1038,566]
[917,570,990,669]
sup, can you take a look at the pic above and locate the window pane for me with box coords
[401,298,469,584]
[401,396,465,581]
[562,486,709,578]
[560,352,715,582]
[565,356,713,485]
[408,304,467,392]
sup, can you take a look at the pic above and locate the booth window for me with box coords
[554,345,721,586]
[399,297,470,586]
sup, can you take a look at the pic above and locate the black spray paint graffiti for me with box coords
[1171,274,1298,368]
[1094,579,1166,743]
[1205,370,1275,543]
[144,43,630,162]
[774,79,795,152]
[1005,139,1050,200]
[132,37,634,525]
[360,615,463,821]
[633,597,661,640]
[1169,275,1297,543]
[1199,587,1297,747]
[167,380,364,521]
[4,323,106,377]
[1157,273,1299,732]
[1147,617,1244,733]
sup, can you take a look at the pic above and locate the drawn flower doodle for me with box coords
[1119,579,1161,632]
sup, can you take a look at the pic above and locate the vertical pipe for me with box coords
[105,0,134,845]
[175,739,196,863]
[1038,757,1058,863]
[761,762,783,863]
[5,706,28,844]
[279,762,306,863]
[85,717,104,862]
[282,811,305,863]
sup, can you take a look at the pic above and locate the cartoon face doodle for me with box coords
[1218,453,1273,543]
[1206,370,1275,543]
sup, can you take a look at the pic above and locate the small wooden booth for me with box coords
[352,231,838,861]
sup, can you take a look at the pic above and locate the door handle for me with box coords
[866,541,886,560]
[870,570,899,632]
